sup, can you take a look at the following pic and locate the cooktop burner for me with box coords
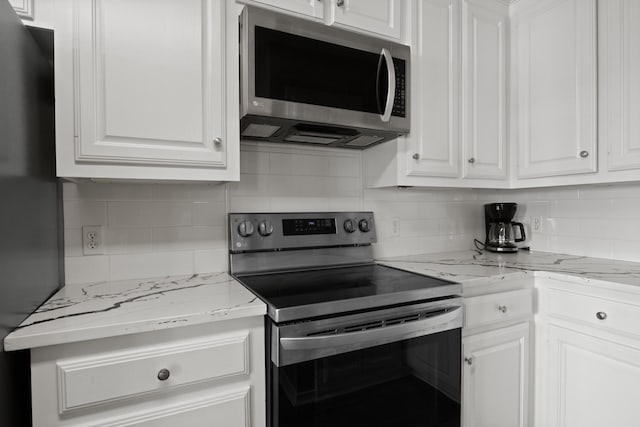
[235,263,460,323]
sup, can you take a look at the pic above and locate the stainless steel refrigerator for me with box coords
[0,1,62,425]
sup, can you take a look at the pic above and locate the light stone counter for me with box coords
[4,272,265,351]
[377,250,640,292]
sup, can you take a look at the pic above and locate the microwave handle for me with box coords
[380,48,396,122]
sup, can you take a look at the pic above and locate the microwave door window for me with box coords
[254,26,382,114]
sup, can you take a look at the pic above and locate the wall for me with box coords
[487,183,640,262]
[63,144,640,285]
[63,143,481,285]
[63,144,362,285]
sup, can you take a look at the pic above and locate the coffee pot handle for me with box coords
[512,222,526,242]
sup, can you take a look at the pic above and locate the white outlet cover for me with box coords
[82,225,104,256]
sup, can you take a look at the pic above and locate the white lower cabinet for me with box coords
[30,317,264,427]
[462,323,531,427]
[536,278,640,427]
[541,325,640,427]
[462,285,534,427]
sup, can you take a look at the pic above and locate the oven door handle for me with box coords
[280,306,462,352]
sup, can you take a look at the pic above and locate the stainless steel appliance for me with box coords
[239,7,410,149]
[484,203,526,253]
[0,3,61,425]
[229,212,462,427]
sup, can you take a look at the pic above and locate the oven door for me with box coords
[267,299,463,427]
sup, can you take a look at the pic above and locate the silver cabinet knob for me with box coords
[412,153,420,160]
[336,0,344,6]
[258,221,274,236]
[464,357,473,366]
[238,221,255,237]
[498,305,508,314]
[468,157,475,164]
[214,137,222,147]
[157,368,170,381]
[596,311,607,320]
[580,150,589,158]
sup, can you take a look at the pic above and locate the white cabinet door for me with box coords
[406,0,460,178]
[462,322,530,427]
[54,0,240,181]
[333,0,402,40]
[9,0,33,19]
[514,0,597,179]
[87,389,250,427]
[248,0,323,19]
[461,0,507,180]
[601,0,640,171]
[543,325,640,427]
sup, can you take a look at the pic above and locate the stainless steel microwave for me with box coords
[239,7,410,149]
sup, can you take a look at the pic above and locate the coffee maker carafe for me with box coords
[484,203,526,253]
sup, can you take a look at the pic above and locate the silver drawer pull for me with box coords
[157,368,171,381]
[596,311,607,320]
[498,305,508,314]
[464,357,473,366]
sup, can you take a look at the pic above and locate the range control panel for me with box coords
[229,212,376,253]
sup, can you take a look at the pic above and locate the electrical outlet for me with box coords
[391,218,400,237]
[533,217,542,232]
[82,225,104,255]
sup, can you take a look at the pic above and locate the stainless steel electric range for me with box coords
[229,212,463,427]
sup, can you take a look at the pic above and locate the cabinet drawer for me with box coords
[544,288,640,337]
[464,289,533,329]
[57,333,249,413]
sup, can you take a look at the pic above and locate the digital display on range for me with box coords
[282,218,336,236]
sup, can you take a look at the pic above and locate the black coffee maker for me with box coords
[484,203,526,253]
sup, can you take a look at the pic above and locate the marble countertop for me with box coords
[4,272,266,351]
[377,250,640,291]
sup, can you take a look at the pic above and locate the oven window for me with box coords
[270,329,461,427]
[254,26,384,114]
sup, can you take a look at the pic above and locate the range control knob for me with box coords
[343,219,356,233]
[258,221,274,236]
[238,221,255,237]
[358,219,370,233]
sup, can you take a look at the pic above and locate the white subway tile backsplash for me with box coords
[64,228,83,257]
[63,146,640,285]
[194,249,229,274]
[152,226,225,252]
[109,251,194,281]
[63,201,106,228]
[104,228,153,254]
[65,256,109,285]
[193,202,226,226]
[240,150,270,175]
[63,182,151,201]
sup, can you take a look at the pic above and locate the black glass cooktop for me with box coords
[234,264,461,323]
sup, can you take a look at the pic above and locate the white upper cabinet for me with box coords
[462,0,508,180]
[513,0,597,179]
[333,0,402,40]
[406,0,461,178]
[364,0,508,188]
[601,0,640,172]
[245,0,403,41]
[9,0,33,20]
[248,0,323,19]
[54,0,240,181]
